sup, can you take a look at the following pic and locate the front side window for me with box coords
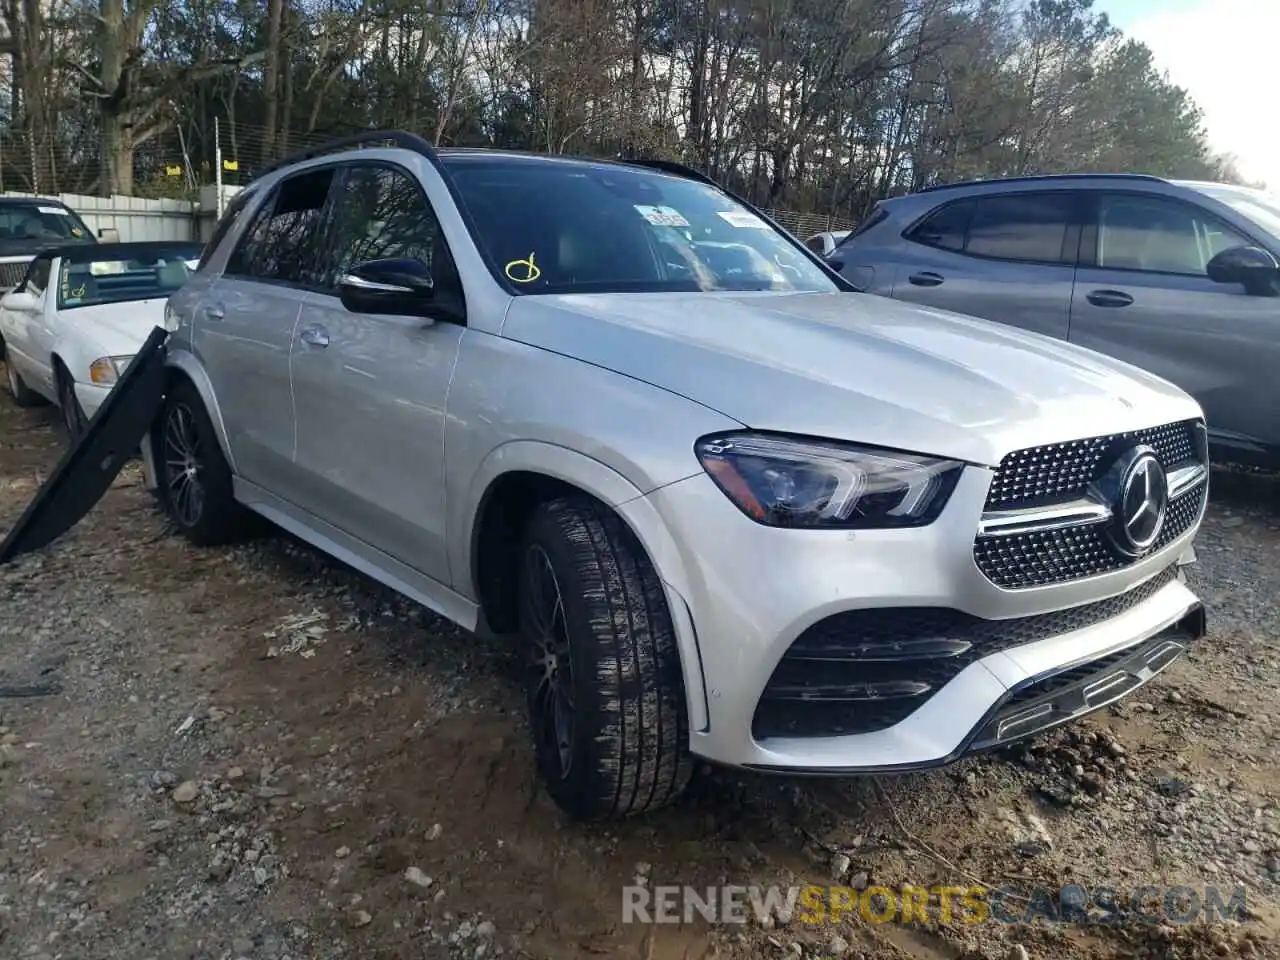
[0,203,95,254]
[227,167,336,286]
[1187,184,1280,242]
[1096,194,1251,276]
[323,164,440,287]
[56,246,194,311]
[908,193,1075,264]
[440,156,838,295]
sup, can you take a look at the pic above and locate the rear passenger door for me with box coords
[1070,191,1280,452]
[288,161,466,585]
[891,191,1082,340]
[196,165,339,491]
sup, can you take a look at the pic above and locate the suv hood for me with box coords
[501,291,1203,467]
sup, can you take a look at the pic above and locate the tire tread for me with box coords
[528,495,692,820]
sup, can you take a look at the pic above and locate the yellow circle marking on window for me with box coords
[505,252,540,284]
[71,283,86,298]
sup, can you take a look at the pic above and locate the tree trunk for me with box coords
[263,0,286,159]
[99,0,129,196]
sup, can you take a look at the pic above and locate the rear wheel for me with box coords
[519,496,693,820]
[158,378,255,545]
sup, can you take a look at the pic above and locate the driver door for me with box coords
[1069,191,1280,452]
[289,162,465,584]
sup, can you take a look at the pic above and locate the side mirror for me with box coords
[97,227,120,243]
[1206,245,1280,296]
[337,258,435,317]
[2,290,39,312]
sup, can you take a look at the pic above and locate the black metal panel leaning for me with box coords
[0,327,170,564]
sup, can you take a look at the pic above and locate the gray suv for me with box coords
[146,135,1208,821]
[832,174,1280,467]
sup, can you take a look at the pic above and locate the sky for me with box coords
[1102,0,1277,189]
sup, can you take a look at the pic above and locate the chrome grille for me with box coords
[0,260,29,290]
[974,420,1207,589]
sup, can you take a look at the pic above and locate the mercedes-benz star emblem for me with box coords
[1103,445,1169,558]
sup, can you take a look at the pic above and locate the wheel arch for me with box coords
[158,349,237,471]
[459,442,707,729]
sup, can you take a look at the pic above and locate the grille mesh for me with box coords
[985,421,1198,508]
[975,420,1205,589]
[0,260,29,289]
[974,489,1202,589]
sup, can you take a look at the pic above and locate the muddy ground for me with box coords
[1,377,1278,960]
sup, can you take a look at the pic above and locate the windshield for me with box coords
[58,249,194,310]
[441,156,838,295]
[0,202,95,254]
[1189,184,1280,241]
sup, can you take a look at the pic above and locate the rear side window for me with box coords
[198,189,255,271]
[227,167,337,286]
[908,201,971,252]
[907,193,1076,264]
[844,205,888,243]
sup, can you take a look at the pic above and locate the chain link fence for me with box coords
[764,208,854,239]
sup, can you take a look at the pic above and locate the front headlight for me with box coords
[88,355,135,385]
[694,432,964,528]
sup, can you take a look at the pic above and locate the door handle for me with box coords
[908,271,944,287]
[299,324,330,348]
[1086,289,1134,308]
[203,302,225,321]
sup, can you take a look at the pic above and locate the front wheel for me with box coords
[157,378,256,545]
[56,368,88,441]
[520,496,693,821]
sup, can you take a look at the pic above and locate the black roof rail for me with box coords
[918,172,1168,194]
[619,156,859,292]
[248,129,439,185]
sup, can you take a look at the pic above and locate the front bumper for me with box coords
[629,467,1205,774]
[74,381,114,419]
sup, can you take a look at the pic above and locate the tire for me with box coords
[4,351,44,408]
[519,495,693,820]
[55,366,88,441]
[157,378,255,545]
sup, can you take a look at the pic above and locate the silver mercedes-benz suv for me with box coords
[145,132,1209,821]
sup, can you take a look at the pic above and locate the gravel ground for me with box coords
[1,378,1278,960]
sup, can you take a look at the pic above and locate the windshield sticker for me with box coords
[717,210,769,229]
[635,205,690,228]
[70,227,84,237]
[505,252,541,284]
[37,206,70,216]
